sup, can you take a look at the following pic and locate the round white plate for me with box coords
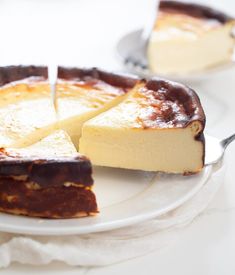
[116,29,235,83]
[0,166,212,235]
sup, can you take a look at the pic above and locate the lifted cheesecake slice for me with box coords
[80,78,205,174]
[56,67,138,148]
[147,1,235,74]
[0,130,97,218]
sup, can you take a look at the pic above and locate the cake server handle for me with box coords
[221,133,235,150]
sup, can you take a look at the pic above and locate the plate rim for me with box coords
[0,166,213,236]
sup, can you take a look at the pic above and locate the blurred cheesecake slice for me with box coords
[79,78,205,174]
[147,1,235,74]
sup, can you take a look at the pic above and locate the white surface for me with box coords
[0,0,234,274]
[0,166,211,235]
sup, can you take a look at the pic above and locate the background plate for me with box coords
[0,166,212,235]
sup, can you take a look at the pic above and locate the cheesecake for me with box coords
[80,78,205,174]
[0,65,206,219]
[0,130,97,218]
[147,1,235,74]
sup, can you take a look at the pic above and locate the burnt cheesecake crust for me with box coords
[0,153,97,218]
[0,130,97,218]
[0,65,48,86]
[141,78,205,130]
[58,66,139,90]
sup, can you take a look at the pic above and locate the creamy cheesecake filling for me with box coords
[147,2,235,74]
[80,126,203,173]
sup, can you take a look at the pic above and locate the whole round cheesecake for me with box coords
[0,65,205,218]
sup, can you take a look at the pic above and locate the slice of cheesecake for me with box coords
[0,130,97,218]
[0,66,58,148]
[147,1,235,74]
[80,78,205,174]
[56,67,138,148]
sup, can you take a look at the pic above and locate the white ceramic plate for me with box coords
[116,29,235,83]
[0,166,212,235]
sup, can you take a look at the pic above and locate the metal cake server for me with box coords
[205,134,235,165]
[48,64,58,114]
[123,0,158,70]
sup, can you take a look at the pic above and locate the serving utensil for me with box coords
[205,134,235,165]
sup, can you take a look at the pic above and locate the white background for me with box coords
[0,0,235,274]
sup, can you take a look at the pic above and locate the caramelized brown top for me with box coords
[56,78,127,100]
[0,66,139,98]
[86,78,205,137]
[129,78,205,131]
[139,78,205,130]
[0,66,48,86]
[154,10,223,35]
[0,65,205,131]
[58,67,139,91]
[159,1,234,23]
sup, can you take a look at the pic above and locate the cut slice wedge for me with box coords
[79,78,205,174]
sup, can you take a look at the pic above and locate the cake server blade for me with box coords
[48,64,58,114]
[205,133,235,165]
